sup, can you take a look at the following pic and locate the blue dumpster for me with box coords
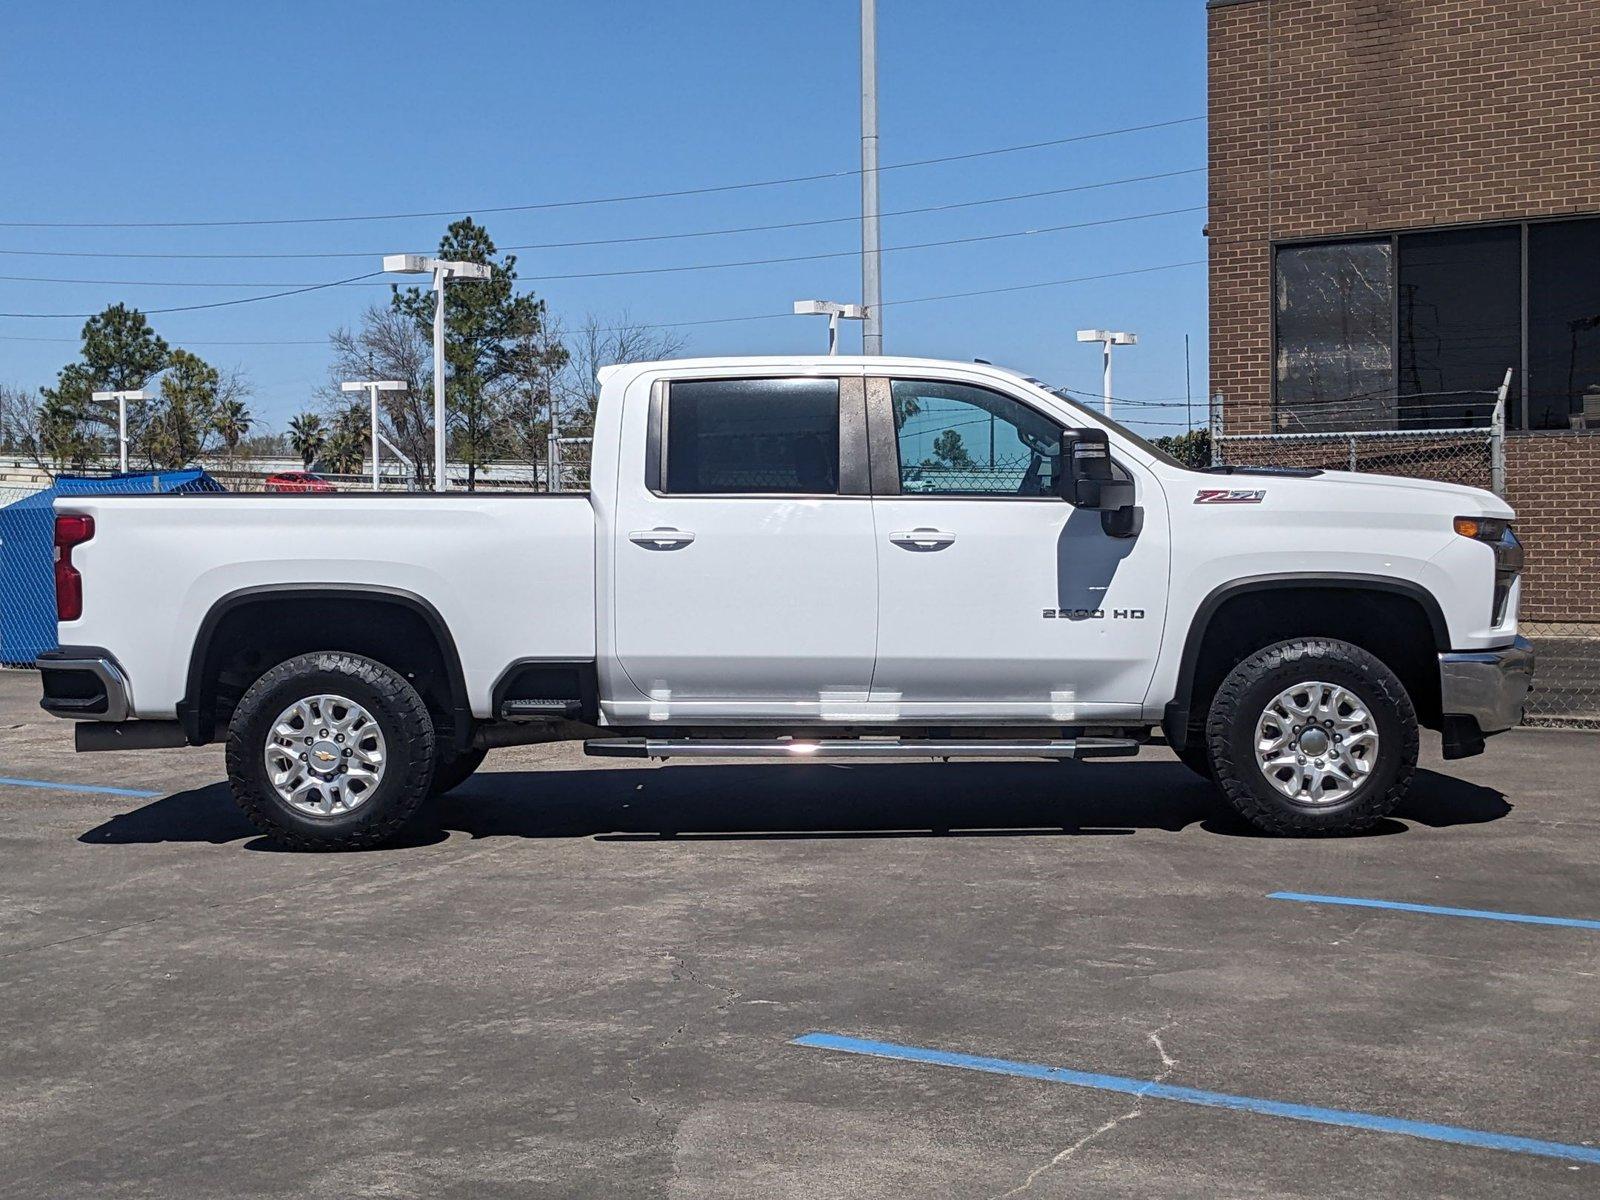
[0,470,222,665]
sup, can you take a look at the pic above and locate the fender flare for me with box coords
[179,583,472,749]
[1161,573,1449,750]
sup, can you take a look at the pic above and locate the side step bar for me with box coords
[584,737,1139,761]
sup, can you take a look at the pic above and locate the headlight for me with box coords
[1455,516,1522,623]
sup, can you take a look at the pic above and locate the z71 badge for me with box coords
[1194,488,1266,504]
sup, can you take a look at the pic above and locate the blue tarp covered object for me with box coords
[0,469,222,665]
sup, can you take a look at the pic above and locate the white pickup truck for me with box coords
[38,356,1533,848]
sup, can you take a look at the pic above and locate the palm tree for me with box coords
[320,404,369,475]
[287,412,325,468]
[212,398,253,462]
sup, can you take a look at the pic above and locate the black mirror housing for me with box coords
[1057,428,1142,538]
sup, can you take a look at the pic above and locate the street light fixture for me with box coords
[794,300,866,355]
[1076,329,1138,420]
[381,254,493,492]
[340,380,407,489]
[91,389,151,473]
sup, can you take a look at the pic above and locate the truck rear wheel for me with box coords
[225,652,436,851]
[1206,638,1416,836]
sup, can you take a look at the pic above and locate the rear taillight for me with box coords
[54,514,94,621]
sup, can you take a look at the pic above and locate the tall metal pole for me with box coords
[118,396,129,473]
[432,268,447,492]
[1184,333,1193,430]
[369,384,381,490]
[859,0,883,355]
[1102,341,1114,421]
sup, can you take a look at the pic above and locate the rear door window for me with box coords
[664,378,841,495]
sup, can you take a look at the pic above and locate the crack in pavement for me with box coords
[990,1021,1180,1199]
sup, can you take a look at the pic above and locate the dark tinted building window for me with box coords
[1275,216,1600,431]
[1397,226,1521,428]
[1275,239,1394,431]
[664,378,840,494]
[1528,218,1600,430]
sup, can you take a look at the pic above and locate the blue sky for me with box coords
[0,1,1209,434]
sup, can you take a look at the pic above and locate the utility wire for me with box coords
[0,168,1206,260]
[519,205,1206,282]
[0,116,1204,230]
[0,258,1205,335]
[0,272,383,319]
[0,205,1206,294]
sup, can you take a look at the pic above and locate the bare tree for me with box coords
[326,304,435,486]
[0,383,32,453]
[555,312,688,436]
[0,383,67,472]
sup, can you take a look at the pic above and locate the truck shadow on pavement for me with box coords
[79,760,1510,850]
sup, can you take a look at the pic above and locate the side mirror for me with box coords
[1057,428,1143,538]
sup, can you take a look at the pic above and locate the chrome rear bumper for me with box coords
[36,647,132,722]
[1439,635,1535,735]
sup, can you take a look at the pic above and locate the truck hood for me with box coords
[1296,469,1512,518]
[1183,467,1514,519]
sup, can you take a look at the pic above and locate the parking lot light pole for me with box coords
[1076,329,1138,420]
[340,380,407,489]
[91,389,151,473]
[381,255,493,492]
[793,300,866,355]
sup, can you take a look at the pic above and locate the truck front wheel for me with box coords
[225,652,437,850]
[430,746,487,797]
[1206,638,1417,836]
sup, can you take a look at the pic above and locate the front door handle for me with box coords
[889,528,957,550]
[628,527,697,549]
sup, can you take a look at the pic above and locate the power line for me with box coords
[879,258,1206,308]
[0,258,1206,337]
[0,117,1205,230]
[0,167,1207,260]
[0,205,1206,294]
[0,272,383,320]
[518,205,1206,282]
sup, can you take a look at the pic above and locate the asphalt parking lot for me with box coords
[1,668,1597,1199]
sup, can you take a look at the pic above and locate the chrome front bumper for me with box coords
[1439,635,1535,735]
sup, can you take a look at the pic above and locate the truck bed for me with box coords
[55,492,598,719]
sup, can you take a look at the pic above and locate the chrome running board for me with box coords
[583,737,1139,761]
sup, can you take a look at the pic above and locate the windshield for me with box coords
[1041,386,1188,469]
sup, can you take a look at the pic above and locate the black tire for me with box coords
[225,652,436,850]
[1206,637,1417,836]
[1173,740,1214,781]
[430,746,487,797]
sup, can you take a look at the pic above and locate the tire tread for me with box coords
[1206,637,1417,836]
[225,651,435,850]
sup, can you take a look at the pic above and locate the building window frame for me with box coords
[1270,211,1600,433]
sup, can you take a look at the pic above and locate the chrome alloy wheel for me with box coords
[263,694,387,817]
[1254,680,1380,803]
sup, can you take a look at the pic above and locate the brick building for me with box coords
[1206,0,1600,722]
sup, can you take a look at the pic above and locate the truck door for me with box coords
[608,373,878,721]
[866,376,1169,721]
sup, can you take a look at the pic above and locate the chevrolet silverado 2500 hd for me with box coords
[37,357,1534,848]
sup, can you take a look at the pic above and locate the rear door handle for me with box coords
[628,527,696,548]
[889,528,956,549]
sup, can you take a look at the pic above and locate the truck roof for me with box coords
[597,355,1036,386]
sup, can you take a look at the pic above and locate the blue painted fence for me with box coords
[0,470,222,665]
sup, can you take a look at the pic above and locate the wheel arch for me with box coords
[1162,573,1448,749]
[180,584,472,751]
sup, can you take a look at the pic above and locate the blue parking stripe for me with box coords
[1269,891,1600,931]
[793,1033,1600,1165]
[0,775,161,799]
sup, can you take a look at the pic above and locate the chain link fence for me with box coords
[1212,388,1597,729]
